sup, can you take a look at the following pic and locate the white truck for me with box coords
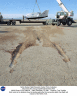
[52,0,76,26]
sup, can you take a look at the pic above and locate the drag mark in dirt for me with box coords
[52,43,70,62]
[8,27,70,73]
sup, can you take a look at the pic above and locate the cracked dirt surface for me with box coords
[0,22,77,86]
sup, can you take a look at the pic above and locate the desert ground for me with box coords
[0,21,77,86]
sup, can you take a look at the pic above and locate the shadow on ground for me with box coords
[0,24,45,26]
[61,24,77,28]
[0,31,9,33]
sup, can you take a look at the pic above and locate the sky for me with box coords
[0,0,77,19]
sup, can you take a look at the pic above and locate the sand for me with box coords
[0,22,77,86]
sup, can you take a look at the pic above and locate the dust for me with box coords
[0,35,17,44]
[41,26,64,37]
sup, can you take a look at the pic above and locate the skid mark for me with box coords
[9,31,38,71]
[5,27,70,73]
[52,43,70,62]
[10,43,23,65]
[9,40,37,68]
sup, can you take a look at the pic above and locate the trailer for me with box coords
[0,13,50,26]
[0,19,16,25]
[0,19,49,26]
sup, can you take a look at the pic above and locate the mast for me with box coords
[56,0,69,12]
